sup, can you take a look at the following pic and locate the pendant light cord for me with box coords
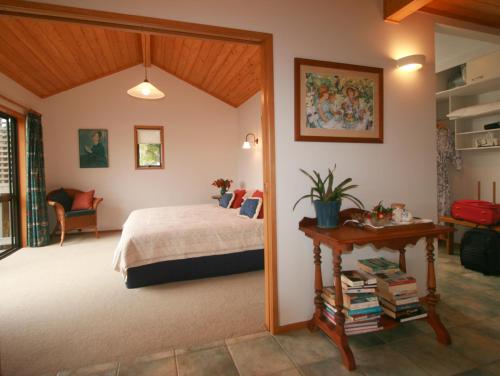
[144,64,148,82]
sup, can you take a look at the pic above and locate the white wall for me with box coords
[236,93,263,191]
[20,0,438,326]
[38,65,240,230]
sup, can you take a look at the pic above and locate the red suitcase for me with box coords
[451,200,500,225]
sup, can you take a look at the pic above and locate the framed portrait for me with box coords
[79,129,109,168]
[295,58,383,143]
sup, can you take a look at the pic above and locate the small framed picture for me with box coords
[295,58,384,143]
[78,129,109,168]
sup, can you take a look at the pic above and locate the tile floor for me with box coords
[54,249,500,376]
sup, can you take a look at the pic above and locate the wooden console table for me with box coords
[298,217,453,371]
[439,215,500,254]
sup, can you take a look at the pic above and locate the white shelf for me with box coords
[447,101,500,120]
[436,76,500,101]
[457,145,500,151]
[457,128,500,136]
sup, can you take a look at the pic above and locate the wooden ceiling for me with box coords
[384,0,500,29]
[0,16,261,107]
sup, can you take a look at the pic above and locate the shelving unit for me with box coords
[435,51,500,152]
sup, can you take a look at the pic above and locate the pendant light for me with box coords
[127,65,165,100]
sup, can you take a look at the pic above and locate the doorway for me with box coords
[0,112,20,258]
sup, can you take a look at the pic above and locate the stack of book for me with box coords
[321,270,383,335]
[375,271,427,322]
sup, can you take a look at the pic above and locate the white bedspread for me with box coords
[112,204,264,276]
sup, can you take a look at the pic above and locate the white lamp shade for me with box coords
[242,141,251,149]
[396,54,425,72]
[127,80,165,100]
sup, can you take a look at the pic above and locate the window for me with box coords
[134,125,164,169]
[0,112,20,258]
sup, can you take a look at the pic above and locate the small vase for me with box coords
[313,200,341,229]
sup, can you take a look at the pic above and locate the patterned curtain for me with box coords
[26,112,50,247]
[436,127,462,217]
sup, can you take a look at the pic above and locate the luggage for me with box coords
[451,200,500,225]
[460,229,500,275]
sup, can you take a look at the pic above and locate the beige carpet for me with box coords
[0,233,265,376]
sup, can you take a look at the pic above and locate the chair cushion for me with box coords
[65,209,96,218]
[71,190,95,211]
[48,188,73,212]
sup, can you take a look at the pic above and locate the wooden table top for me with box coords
[299,217,453,251]
[439,215,500,231]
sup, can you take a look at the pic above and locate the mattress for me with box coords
[112,204,264,277]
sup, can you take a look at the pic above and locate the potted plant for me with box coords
[293,167,364,229]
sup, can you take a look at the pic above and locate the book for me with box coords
[381,306,427,322]
[375,272,417,294]
[323,293,381,315]
[357,257,400,274]
[342,285,376,294]
[341,270,377,287]
[379,297,421,312]
[377,289,419,305]
[326,302,382,316]
[343,293,379,310]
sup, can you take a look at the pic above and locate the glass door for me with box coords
[0,113,19,258]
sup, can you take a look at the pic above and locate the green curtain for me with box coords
[26,112,50,247]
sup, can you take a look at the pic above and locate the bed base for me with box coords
[125,249,264,288]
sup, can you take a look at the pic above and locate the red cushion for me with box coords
[252,190,264,219]
[231,189,247,208]
[71,190,95,211]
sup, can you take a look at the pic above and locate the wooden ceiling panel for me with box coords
[0,16,260,106]
[422,0,500,29]
[0,16,142,97]
[152,35,261,107]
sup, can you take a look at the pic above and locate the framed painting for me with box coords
[295,58,383,143]
[79,129,109,168]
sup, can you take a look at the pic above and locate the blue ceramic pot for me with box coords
[313,200,341,229]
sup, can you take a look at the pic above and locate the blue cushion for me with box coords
[239,197,262,219]
[219,192,234,208]
[65,209,96,218]
[48,188,73,212]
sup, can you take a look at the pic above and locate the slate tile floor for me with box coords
[55,248,500,376]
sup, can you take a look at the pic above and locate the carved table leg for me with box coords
[398,248,407,273]
[425,237,451,345]
[308,242,323,332]
[333,249,356,370]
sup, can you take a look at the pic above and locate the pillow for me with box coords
[48,188,73,212]
[252,190,264,219]
[239,197,262,219]
[219,192,234,208]
[71,190,95,211]
[231,189,247,208]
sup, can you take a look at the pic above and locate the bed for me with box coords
[112,204,264,288]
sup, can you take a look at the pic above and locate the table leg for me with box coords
[333,249,356,370]
[425,237,451,345]
[398,248,407,273]
[308,242,323,332]
[447,223,455,255]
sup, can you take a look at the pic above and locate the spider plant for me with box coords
[293,166,364,210]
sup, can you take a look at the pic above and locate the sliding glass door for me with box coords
[0,112,20,258]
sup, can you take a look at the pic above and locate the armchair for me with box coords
[47,188,103,246]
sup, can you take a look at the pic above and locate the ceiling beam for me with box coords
[384,0,434,23]
[141,33,151,67]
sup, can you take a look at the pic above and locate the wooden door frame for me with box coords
[0,0,279,333]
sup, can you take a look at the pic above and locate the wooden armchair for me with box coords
[47,188,103,246]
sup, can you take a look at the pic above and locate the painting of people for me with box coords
[295,58,383,143]
[79,129,109,168]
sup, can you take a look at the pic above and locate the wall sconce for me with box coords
[396,54,425,72]
[242,133,259,149]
